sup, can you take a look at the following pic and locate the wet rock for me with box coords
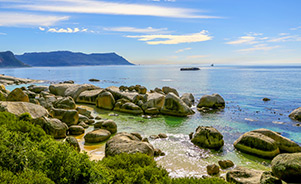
[289,107,301,121]
[218,160,234,169]
[33,117,67,139]
[76,89,103,104]
[162,86,179,96]
[226,166,262,184]
[7,88,29,102]
[262,97,271,102]
[180,93,195,107]
[158,133,167,138]
[96,91,115,110]
[69,125,85,135]
[105,132,154,157]
[84,129,111,143]
[131,132,142,140]
[154,148,165,157]
[95,119,117,134]
[76,107,93,119]
[191,126,224,150]
[78,121,89,129]
[53,96,76,109]
[95,116,102,120]
[260,171,282,184]
[150,135,159,139]
[271,152,301,183]
[0,101,48,119]
[65,136,80,152]
[120,102,143,115]
[197,93,225,110]
[160,93,194,117]
[50,108,79,126]
[89,78,100,82]
[234,128,301,158]
[206,164,220,176]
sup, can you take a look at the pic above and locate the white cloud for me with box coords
[175,47,191,53]
[226,36,257,45]
[187,55,209,59]
[290,26,301,31]
[127,30,212,45]
[0,12,69,27]
[238,44,280,52]
[46,27,88,33]
[5,0,221,19]
[0,32,7,35]
[103,27,169,34]
[39,27,45,31]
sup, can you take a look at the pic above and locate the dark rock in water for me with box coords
[131,132,142,140]
[289,107,301,121]
[226,166,262,184]
[271,152,301,183]
[89,78,100,82]
[262,97,271,101]
[206,164,220,175]
[69,125,85,135]
[0,51,28,68]
[154,148,165,157]
[160,93,194,117]
[191,126,224,150]
[197,93,225,110]
[218,160,234,169]
[150,135,160,139]
[158,133,168,138]
[62,80,74,84]
[180,67,200,71]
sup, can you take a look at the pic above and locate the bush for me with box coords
[0,169,55,184]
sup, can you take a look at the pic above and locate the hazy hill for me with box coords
[0,51,28,68]
[16,51,133,66]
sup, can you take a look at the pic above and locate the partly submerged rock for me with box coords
[84,129,111,143]
[271,152,301,183]
[191,126,224,149]
[289,107,301,121]
[218,160,234,169]
[105,132,154,157]
[180,93,195,107]
[69,125,85,135]
[160,93,194,117]
[162,86,179,97]
[197,93,225,110]
[119,102,143,115]
[206,164,220,176]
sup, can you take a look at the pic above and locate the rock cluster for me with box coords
[190,126,224,150]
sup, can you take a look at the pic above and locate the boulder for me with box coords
[289,107,301,121]
[76,107,93,119]
[28,85,49,93]
[100,119,117,134]
[50,108,79,126]
[197,93,225,109]
[131,132,142,140]
[162,86,179,96]
[105,132,154,157]
[158,133,167,138]
[7,88,29,102]
[76,89,103,104]
[206,164,220,175]
[78,114,89,122]
[262,98,271,102]
[218,160,234,169]
[69,125,85,135]
[78,121,89,129]
[65,136,80,152]
[49,83,73,96]
[33,117,67,139]
[145,107,160,115]
[96,91,115,110]
[160,93,194,117]
[271,153,301,183]
[120,102,143,115]
[36,95,58,110]
[180,93,195,107]
[234,129,301,158]
[106,86,138,101]
[53,96,76,109]
[84,129,111,143]
[260,171,282,184]
[0,101,48,119]
[138,86,147,94]
[50,83,99,99]
[141,93,165,111]
[191,126,224,149]
[226,166,263,184]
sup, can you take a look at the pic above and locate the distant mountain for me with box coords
[16,51,134,66]
[0,51,29,68]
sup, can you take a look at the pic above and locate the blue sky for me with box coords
[0,0,300,65]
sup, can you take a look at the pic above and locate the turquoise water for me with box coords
[1,65,301,176]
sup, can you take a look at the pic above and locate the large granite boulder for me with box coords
[0,101,48,119]
[191,126,224,149]
[141,92,165,111]
[271,153,301,183]
[106,86,138,101]
[105,132,154,157]
[50,83,99,99]
[197,93,225,109]
[289,107,301,121]
[69,125,85,135]
[119,102,143,115]
[161,93,194,116]
[226,166,263,184]
[76,89,103,104]
[7,88,29,102]
[96,91,115,110]
[84,129,111,143]
[234,129,301,158]
[50,108,79,126]
[95,119,117,134]
[36,95,57,110]
[53,96,76,109]
[28,85,49,93]
[33,117,67,139]
[180,93,195,107]
[162,86,179,97]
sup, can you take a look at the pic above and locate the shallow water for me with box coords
[2,65,301,176]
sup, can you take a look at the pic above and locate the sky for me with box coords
[0,0,301,65]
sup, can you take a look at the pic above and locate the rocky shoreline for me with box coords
[0,75,300,183]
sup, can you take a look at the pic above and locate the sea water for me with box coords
[1,65,301,177]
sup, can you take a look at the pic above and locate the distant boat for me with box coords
[180,67,200,71]
[211,64,214,67]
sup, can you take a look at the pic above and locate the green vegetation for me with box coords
[0,111,229,184]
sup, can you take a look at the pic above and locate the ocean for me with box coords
[1,65,301,177]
